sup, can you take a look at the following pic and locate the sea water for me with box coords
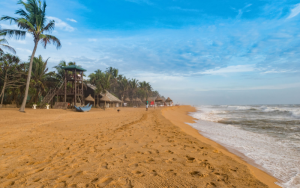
[188,105,300,188]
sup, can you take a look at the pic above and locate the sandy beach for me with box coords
[0,106,278,187]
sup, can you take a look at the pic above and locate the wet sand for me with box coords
[0,106,277,187]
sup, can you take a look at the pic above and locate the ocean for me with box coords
[188,105,300,188]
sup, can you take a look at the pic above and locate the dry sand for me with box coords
[0,106,278,187]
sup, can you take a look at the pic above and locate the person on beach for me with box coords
[146,103,148,111]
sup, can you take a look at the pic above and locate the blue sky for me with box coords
[1,0,300,105]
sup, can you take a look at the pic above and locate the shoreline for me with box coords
[162,105,280,188]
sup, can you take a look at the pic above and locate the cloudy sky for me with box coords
[1,0,300,105]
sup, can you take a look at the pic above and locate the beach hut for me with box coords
[100,95,110,109]
[165,97,173,106]
[155,96,164,107]
[85,94,95,103]
[100,92,122,107]
[85,83,122,108]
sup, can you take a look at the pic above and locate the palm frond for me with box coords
[42,20,55,33]
[0,29,26,39]
[0,16,18,24]
[17,18,35,31]
[0,44,16,54]
[0,38,9,45]
[39,34,61,49]
[15,9,30,20]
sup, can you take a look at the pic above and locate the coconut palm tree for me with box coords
[0,32,16,55]
[139,81,152,102]
[1,0,61,112]
[28,55,56,104]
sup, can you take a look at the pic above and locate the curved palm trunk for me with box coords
[19,42,38,112]
[0,71,7,108]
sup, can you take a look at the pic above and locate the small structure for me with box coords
[85,94,95,103]
[155,96,164,106]
[39,65,87,109]
[32,104,37,109]
[100,95,110,109]
[165,97,173,106]
[85,83,122,108]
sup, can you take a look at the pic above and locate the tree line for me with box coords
[0,0,161,110]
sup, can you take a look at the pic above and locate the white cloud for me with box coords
[199,65,255,75]
[88,38,97,42]
[287,3,300,19]
[67,18,77,23]
[47,16,75,32]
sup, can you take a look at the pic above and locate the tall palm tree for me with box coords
[1,0,61,112]
[0,32,16,55]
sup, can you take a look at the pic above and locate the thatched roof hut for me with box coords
[85,94,95,102]
[100,92,121,103]
[155,96,164,102]
[100,95,110,102]
[165,97,172,102]
[125,97,130,102]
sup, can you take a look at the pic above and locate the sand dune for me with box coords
[0,106,274,187]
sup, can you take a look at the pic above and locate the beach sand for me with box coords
[0,106,278,187]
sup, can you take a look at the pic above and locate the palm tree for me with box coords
[28,55,56,104]
[140,81,152,102]
[1,0,61,112]
[0,32,16,55]
[129,79,139,99]
[89,70,111,110]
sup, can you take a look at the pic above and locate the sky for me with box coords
[1,0,300,105]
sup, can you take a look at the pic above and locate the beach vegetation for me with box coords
[1,0,61,112]
[0,53,26,108]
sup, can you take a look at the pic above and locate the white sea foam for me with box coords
[189,105,300,188]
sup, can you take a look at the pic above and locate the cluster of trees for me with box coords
[0,0,161,111]
[89,67,161,103]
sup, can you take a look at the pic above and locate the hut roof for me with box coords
[86,83,122,102]
[125,97,130,102]
[136,98,142,102]
[85,94,95,102]
[165,97,172,102]
[100,92,122,103]
[155,96,164,102]
[100,95,110,101]
[61,65,86,72]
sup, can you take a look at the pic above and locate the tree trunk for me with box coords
[19,42,38,112]
[0,72,7,108]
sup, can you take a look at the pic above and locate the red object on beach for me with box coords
[150,101,154,105]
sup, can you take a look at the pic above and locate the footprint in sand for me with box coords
[96,177,113,187]
[131,170,145,177]
[186,156,195,163]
